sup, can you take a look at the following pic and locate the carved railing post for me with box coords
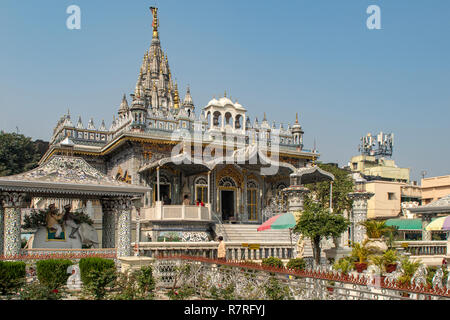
[101,199,117,249]
[115,198,132,257]
[1,192,26,257]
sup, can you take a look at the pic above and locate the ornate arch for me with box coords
[247,179,258,189]
[216,165,243,188]
[219,176,237,188]
[194,176,208,186]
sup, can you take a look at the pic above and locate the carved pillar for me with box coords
[421,214,433,241]
[101,199,116,249]
[348,192,374,244]
[116,198,132,257]
[242,175,248,223]
[1,193,26,257]
[283,186,310,212]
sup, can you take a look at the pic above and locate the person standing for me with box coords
[183,195,190,205]
[217,236,226,261]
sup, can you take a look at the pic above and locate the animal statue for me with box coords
[384,261,403,286]
[432,268,444,290]
[411,265,428,289]
[66,265,82,290]
[32,205,99,249]
[365,265,381,286]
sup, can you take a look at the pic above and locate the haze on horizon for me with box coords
[1,0,449,183]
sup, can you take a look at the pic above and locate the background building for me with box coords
[421,175,450,205]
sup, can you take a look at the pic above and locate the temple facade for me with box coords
[40,7,319,241]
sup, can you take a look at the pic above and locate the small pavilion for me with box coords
[0,155,150,257]
[409,194,450,241]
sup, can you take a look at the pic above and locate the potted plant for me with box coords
[351,243,370,273]
[383,249,398,273]
[359,220,389,253]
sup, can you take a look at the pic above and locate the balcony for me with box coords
[140,201,212,222]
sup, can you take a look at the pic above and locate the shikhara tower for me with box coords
[42,7,319,241]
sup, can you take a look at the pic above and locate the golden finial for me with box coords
[150,7,159,38]
[296,113,299,124]
[224,90,227,97]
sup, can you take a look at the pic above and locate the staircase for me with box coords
[213,224,331,259]
[214,224,292,243]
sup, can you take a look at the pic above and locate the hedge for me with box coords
[0,261,26,295]
[286,258,306,271]
[36,259,73,290]
[261,257,284,268]
[79,257,115,285]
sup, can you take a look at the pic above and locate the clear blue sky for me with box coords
[1,0,449,183]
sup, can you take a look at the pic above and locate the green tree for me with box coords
[305,163,354,215]
[295,200,350,265]
[0,132,41,176]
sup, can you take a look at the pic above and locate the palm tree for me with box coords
[359,220,392,239]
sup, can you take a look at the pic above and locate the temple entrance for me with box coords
[154,184,171,204]
[221,190,235,221]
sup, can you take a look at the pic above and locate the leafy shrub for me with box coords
[286,258,306,271]
[0,261,26,295]
[398,257,422,286]
[111,266,155,300]
[262,257,284,269]
[209,283,236,300]
[79,257,115,285]
[333,257,353,275]
[382,249,399,266]
[82,268,117,300]
[168,285,195,300]
[264,276,292,300]
[19,282,62,300]
[36,259,73,290]
[136,266,155,298]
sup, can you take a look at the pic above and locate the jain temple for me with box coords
[32,8,319,247]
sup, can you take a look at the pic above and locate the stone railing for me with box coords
[153,256,450,300]
[0,248,117,261]
[136,241,294,261]
[394,241,447,256]
[141,203,211,222]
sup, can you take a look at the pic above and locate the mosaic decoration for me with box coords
[0,156,126,185]
[181,232,209,242]
[0,207,4,256]
[1,193,25,257]
[116,198,132,257]
[3,207,22,256]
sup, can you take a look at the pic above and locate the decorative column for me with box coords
[1,193,25,257]
[156,167,160,202]
[282,186,310,213]
[242,175,248,223]
[115,198,132,257]
[348,192,374,244]
[101,199,116,249]
[421,214,433,241]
